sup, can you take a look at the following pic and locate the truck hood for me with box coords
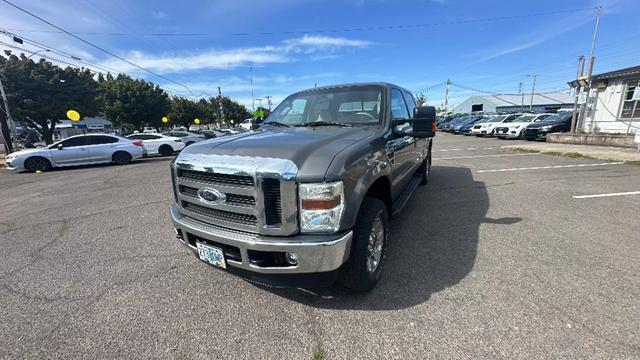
[176,127,378,181]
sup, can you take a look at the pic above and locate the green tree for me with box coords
[98,74,169,131]
[0,52,98,144]
[415,92,427,107]
[214,96,251,125]
[169,97,206,128]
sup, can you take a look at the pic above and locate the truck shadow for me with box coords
[262,165,521,310]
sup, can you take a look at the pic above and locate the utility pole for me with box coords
[527,74,537,112]
[519,81,524,112]
[265,96,273,111]
[0,77,16,153]
[217,86,226,127]
[570,56,586,132]
[443,79,451,112]
[255,98,263,109]
[580,5,603,132]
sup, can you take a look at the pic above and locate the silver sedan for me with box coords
[5,133,144,172]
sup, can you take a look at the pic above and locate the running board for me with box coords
[391,175,422,216]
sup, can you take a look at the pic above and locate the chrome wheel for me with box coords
[366,213,385,273]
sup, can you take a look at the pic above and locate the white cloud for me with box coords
[98,35,373,74]
[285,35,372,49]
[466,6,599,64]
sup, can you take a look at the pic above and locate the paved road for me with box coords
[1,134,639,359]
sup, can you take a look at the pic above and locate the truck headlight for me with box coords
[299,181,344,233]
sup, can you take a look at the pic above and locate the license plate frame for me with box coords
[196,242,226,269]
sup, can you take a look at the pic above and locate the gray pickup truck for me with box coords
[169,83,436,291]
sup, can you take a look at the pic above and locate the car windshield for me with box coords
[512,115,535,123]
[265,86,383,127]
[488,115,506,122]
[537,113,572,123]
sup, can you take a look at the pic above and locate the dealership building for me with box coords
[453,92,574,114]
[568,65,640,134]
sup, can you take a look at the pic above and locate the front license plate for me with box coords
[196,243,226,269]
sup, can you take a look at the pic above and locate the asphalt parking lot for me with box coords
[1,134,639,359]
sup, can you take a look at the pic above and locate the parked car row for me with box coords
[438,111,574,141]
[6,127,250,172]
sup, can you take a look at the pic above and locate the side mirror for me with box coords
[57,144,64,150]
[406,106,437,138]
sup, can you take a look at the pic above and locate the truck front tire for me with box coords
[419,149,431,185]
[339,198,389,292]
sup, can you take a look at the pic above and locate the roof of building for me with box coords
[591,65,640,81]
[457,92,573,108]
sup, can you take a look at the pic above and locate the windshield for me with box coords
[265,86,383,126]
[512,115,535,123]
[537,113,572,124]
[533,114,552,122]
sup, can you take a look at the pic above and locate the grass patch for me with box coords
[542,151,596,160]
[312,345,327,360]
[625,160,640,166]
[509,147,540,153]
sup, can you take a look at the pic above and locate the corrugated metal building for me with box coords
[453,92,574,114]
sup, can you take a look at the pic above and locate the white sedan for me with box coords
[470,114,520,136]
[126,133,185,156]
[5,134,144,172]
[495,113,553,139]
[161,131,206,146]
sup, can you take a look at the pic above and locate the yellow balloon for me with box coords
[194,118,200,125]
[66,110,80,122]
[162,116,168,123]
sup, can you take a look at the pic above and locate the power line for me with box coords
[0,0,192,92]
[1,7,596,38]
[0,40,107,75]
[0,30,120,74]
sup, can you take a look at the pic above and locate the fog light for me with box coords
[285,252,298,265]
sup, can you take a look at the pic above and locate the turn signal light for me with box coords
[301,197,341,210]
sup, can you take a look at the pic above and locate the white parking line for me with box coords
[572,191,640,199]
[434,147,498,152]
[476,162,624,173]
[435,153,538,160]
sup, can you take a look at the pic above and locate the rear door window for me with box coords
[87,135,118,145]
[60,136,86,147]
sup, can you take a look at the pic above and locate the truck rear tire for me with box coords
[338,198,389,292]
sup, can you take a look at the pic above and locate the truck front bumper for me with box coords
[169,204,352,285]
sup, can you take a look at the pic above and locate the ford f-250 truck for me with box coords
[169,83,436,291]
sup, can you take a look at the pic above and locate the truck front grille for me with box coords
[179,185,256,207]
[262,179,282,226]
[174,158,298,235]
[182,201,257,226]
[177,169,254,187]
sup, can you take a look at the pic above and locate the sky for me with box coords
[0,0,638,109]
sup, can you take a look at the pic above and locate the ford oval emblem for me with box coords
[197,188,227,204]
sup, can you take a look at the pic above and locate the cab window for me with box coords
[391,89,410,120]
[403,91,417,118]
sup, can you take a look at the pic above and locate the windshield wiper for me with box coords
[262,121,290,127]
[294,121,351,127]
